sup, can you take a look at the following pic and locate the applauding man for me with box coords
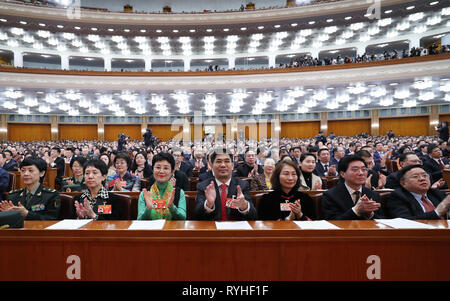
[321,155,383,220]
[195,148,257,220]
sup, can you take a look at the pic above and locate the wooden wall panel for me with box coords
[59,124,98,140]
[8,124,51,141]
[147,124,185,142]
[328,119,371,137]
[439,114,450,122]
[281,122,320,138]
[104,125,141,141]
[379,116,429,136]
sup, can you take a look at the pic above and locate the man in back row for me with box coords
[386,165,449,220]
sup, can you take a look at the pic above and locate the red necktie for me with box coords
[421,195,435,213]
[220,184,228,221]
[438,159,445,169]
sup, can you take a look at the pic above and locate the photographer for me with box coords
[436,121,449,142]
[117,134,129,152]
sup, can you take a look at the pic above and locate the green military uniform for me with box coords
[60,176,86,192]
[8,184,61,220]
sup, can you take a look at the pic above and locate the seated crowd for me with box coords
[0,132,449,222]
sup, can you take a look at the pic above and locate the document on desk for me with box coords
[46,219,93,230]
[375,218,436,229]
[294,220,341,230]
[215,221,253,230]
[128,220,166,230]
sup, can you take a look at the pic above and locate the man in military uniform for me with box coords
[0,157,60,220]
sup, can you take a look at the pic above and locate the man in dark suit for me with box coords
[313,148,337,177]
[386,152,423,189]
[422,143,448,184]
[235,149,263,177]
[49,147,66,188]
[321,155,382,220]
[2,150,18,172]
[385,165,449,220]
[173,148,194,178]
[330,146,345,166]
[189,148,208,175]
[194,148,257,220]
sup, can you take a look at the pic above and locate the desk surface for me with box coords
[1,220,449,281]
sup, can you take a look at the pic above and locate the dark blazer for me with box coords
[194,177,257,220]
[2,159,18,172]
[385,187,445,220]
[72,192,124,220]
[189,158,208,174]
[50,157,66,187]
[385,171,401,190]
[321,182,382,220]
[423,157,448,183]
[199,170,214,182]
[147,170,190,192]
[257,190,315,221]
[235,163,263,177]
[313,161,336,177]
[179,161,194,178]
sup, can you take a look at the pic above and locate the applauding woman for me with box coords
[105,152,141,192]
[137,153,186,220]
[73,159,123,220]
[258,160,315,221]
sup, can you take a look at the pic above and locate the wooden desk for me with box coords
[0,220,448,281]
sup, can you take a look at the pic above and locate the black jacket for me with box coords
[258,189,315,221]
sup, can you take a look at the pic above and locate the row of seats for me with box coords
[59,190,395,221]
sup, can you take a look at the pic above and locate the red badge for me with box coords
[98,204,112,214]
[151,199,166,209]
[280,203,291,211]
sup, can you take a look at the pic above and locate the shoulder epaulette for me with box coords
[8,188,23,194]
[42,187,58,193]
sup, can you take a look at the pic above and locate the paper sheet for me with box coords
[375,218,436,229]
[128,220,166,230]
[294,220,341,229]
[215,221,253,230]
[46,219,93,230]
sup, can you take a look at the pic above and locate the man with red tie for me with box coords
[386,165,450,220]
[423,143,448,188]
[194,148,257,220]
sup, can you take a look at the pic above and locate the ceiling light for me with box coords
[124,29,130,32]
[206,29,212,32]
[385,10,393,14]
[406,6,415,10]
[156,29,162,33]
[326,19,333,23]
[189,29,196,32]
[430,1,439,5]
[140,29,146,33]
[240,27,247,31]
[258,26,264,29]
[223,28,229,32]
[345,16,352,20]
[173,29,179,33]
[291,23,298,27]
[0,19,7,22]
[274,25,281,28]
[108,28,114,32]
[57,25,64,28]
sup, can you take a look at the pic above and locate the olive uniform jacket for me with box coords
[8,184,61,220]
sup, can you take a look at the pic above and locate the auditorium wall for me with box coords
[328,119,371,137]
[379,116,429,137]
[104,125,141,141]
[8,124,51,141]
[59,124,98,140]
[281,122,320,138]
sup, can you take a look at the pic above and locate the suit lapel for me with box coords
[337,183,354,208]
[402,188,425,214]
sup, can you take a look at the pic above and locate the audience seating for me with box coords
[189,177,199,191]
[27,188,396,220]
[59,193,74,219]
[320,176,340,189]
[7,172,15,192]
